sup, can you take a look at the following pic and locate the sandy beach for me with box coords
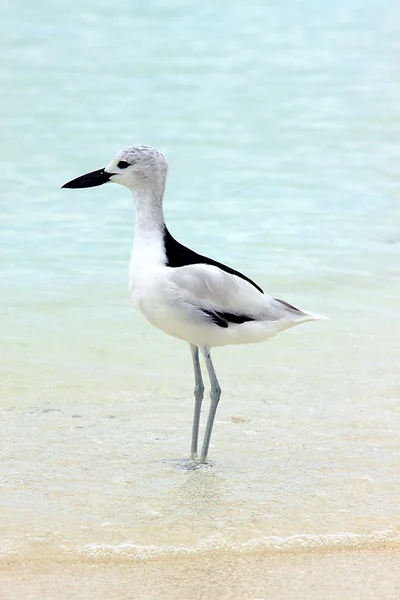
[2,549,400,600]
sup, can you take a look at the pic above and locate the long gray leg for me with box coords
[190,344,204,459]
[199,347,221,464]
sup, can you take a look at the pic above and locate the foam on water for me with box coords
[1,530,400,562]
[77,530,400,560]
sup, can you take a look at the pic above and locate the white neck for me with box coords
[130,186,167,273]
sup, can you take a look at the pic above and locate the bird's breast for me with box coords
[129,264,171,324]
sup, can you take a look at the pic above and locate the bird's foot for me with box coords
[153,457,211,470]
[181,457,213,470]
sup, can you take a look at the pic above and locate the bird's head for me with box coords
[62,145,168,192]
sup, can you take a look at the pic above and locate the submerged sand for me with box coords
[2,549,400,600]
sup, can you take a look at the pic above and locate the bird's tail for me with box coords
[273,297,329,323]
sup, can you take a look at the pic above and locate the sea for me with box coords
[1,0,400,562]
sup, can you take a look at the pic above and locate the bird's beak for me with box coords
[61,168,113,189]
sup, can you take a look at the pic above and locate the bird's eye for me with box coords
[117,161,131,169]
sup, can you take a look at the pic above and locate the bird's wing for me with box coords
[168,263,306,321]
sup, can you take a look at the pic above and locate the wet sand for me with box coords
[2,549,400,600]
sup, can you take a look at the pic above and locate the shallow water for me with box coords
[1,0,400,561]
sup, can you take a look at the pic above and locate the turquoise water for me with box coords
[1,0,400,560]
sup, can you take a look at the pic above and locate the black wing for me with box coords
[201,309,256,328]
[163,227,264,294]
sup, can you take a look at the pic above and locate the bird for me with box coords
[62,145,326,466]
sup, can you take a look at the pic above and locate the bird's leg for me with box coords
[199,347,221,464]
[190,344,204,459]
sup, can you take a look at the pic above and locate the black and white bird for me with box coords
[62,145,326,465]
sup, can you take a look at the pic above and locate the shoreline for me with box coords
[2,548,400,600]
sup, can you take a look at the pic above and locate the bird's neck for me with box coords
[131,186,167,270]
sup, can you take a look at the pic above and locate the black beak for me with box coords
[61,168,113,189]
